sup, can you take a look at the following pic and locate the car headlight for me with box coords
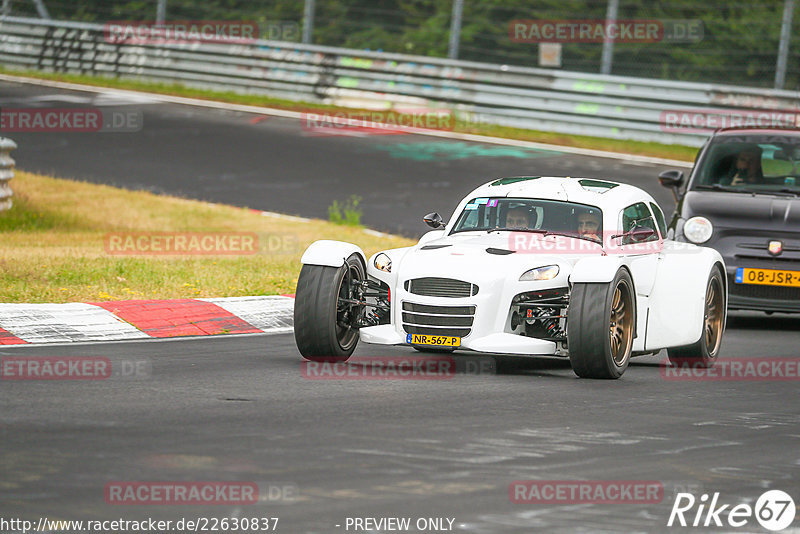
[683,216,713,244]
[519,265,559,281]
[373,253,392,272]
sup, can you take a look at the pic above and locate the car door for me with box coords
[617,202,662,296]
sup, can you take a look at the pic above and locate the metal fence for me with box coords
[0,16,799,147]
[3,0,799,90]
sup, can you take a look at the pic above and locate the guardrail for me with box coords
[0,137,17,211]
[0,16,798,147]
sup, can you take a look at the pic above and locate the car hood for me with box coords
[682,190,800,230]
[395,233,602,281]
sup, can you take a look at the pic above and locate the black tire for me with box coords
[667,266,725,368]
[293,254,365,362]
[568,269,635,379]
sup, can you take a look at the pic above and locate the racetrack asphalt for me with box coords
[1,79,799,533]
[1,311,799,533]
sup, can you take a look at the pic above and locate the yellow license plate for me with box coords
[735,268,800,287]
[406,333,461,347]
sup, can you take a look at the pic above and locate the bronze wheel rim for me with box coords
[609,281,634,366]
[704,276,724,357]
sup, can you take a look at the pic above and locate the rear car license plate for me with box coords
[735,267,800,287]
[406,333,461,347]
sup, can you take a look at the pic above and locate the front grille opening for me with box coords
[403,325,472,338]
[728,274,800,300]
[734,254,800,263]
[402,301,476,338]
[402,312,474,327]
[402,302,475,315]
[404,277,478,298]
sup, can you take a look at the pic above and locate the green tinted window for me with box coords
[490,176,540,186]
[695,137,800,190]
[578,179,619,192]
[649,202,667,238]
[620,202,658,244]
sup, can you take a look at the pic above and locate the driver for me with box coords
[725,145,764,185]
[576,210,602,241]
[505,207,536,229]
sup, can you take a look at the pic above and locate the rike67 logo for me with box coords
[668,490,796,531]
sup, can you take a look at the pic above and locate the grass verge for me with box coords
[0,67,698,162]
[0,171,413,303]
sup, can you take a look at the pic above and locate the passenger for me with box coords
[576,210,602,241]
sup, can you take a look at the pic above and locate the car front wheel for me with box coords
[568,269,635,379]
[293,254,365,362]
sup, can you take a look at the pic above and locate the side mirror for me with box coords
[611,225,657,243]
[423,212,446,229]
[629,225,657,243]
[658,170,684,188]
[658,170,685,202]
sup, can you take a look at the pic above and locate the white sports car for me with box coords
[294,176,727,379]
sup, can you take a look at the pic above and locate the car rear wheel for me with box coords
[568,269,635,379]
[293,254,365,362]
[667,266,725,368]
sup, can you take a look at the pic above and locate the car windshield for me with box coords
[451,197,603,240]
[692,134,800,194]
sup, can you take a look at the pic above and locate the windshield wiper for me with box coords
[747,188,799,197]
[694,184,753,193]
[774,187,799,196]
[486,228,548,234]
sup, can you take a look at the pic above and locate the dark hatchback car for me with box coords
[659,127,800,313]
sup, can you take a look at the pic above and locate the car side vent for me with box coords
[486,247,515,255]
[420,244,452,250]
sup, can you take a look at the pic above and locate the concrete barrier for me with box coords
[0,137,17,211]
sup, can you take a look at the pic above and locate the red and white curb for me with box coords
[0,296,294,345]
